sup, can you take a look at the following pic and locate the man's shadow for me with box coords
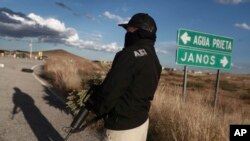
[12,87,64,141]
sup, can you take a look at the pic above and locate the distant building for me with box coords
[194,71,203,74]
[163,67,175,72]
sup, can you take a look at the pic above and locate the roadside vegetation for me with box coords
[40,50,107,114]
[41,50,250,141]
[40,50,104,93]
[148,74,250,141]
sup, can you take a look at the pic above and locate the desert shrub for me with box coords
[66,90,88,115]
[39,65,53,81]
[42,57,83,91]
[66,75,103,115]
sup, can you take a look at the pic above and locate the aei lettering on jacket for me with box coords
[134,49,147,57]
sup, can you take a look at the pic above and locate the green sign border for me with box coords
[177,28,233,54]
[176,47,232,70]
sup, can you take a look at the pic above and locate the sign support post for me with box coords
[213,69,221,112]
[183,66,188,102]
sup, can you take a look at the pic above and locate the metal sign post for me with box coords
[183,66,188,102]
[213,69,221,112]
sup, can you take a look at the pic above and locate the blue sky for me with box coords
[0,0,250,73]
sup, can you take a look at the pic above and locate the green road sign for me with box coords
[176,47,231,69]
[176,28,233,70]
[178,28,233,53]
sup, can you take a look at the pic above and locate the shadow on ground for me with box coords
[42,86,105,141]
[12,87,64,141]
[42,86,70,115]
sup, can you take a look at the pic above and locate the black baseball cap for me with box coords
[118,13,157,33]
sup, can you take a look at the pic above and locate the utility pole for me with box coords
[29,40,32,59]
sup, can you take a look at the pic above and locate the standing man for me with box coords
[93,13,162,141]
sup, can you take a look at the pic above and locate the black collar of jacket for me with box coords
[136,28,156,41]
[124,28,156,48]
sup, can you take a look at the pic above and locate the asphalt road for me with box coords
[0,57,102,141]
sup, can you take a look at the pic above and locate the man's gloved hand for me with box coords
[84,84,102,112]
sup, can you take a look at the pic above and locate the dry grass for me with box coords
[43,57,82,91]
[41,50,103,93]
[148,77,250,141]
[40,50,250,141]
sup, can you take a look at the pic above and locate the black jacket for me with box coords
[94,30,162,130]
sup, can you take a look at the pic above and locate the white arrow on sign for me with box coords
[181,32,191,45]
[220,56,228,67]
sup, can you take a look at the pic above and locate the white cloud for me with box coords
[1,8,168,54]
[28,13,66,32]
[2,11,35,26]
[64,28,79,42]
[155,49,168,54]
[157,41,177,48]
[216,0,250,4]
[235,23,250,30]
[65,39,122,53]
[93,33,103,39]
[0,8,122,53]
[100,42,122,52]
[103,11,130,24]
[88,33,103,41]
[155,41,177,54]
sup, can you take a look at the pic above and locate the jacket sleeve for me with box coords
[94,50,135,116]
